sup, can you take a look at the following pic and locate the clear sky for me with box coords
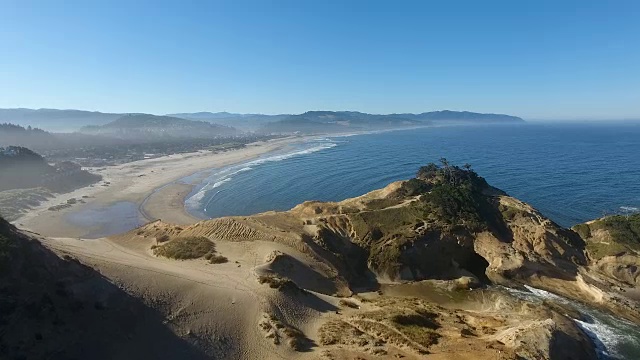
[1,0,639,120]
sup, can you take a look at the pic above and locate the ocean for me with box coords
[186,122,640,228]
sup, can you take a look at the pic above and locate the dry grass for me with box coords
[391,311,440,348]
[205,253,228,264]
[152,236,215,260]
[319,319,373,347]
[156,234,171,243]
[318,298,443,355]
[260,313,311,351]
[257,275,299,291]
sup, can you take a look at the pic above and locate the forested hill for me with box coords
[79,114,241,139]
[0,146,100,192]
[0,108,121,132]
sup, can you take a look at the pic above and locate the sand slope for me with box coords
[40,232,338,359]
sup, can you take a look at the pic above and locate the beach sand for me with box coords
[16,136,308,238]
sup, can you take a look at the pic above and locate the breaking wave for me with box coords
[620,206,639,214]
[503,285,640,360]
[184,140,338,212]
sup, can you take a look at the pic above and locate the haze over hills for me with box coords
[168,112,289,131]
[78,114,241,140]
[0,146,100,192]
[259,110,524,134]
[0,146,102,220]
[0,108,524,133]
[0,108,122,132]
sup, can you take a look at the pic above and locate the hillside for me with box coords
[260,110,524,134]
[0,146,101,220]
[0,122,131,152]
[407,110,524,123]
[0,216,210,360]
[0,146,100,192]
[79,114,241,140]
[169,112,289,131]
[0,123,60,149]
[260,111,422,134]
[0,108,121,132]
[573,214,640,287]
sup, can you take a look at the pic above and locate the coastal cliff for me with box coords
[123,162,640,358]
[5,163,639,359]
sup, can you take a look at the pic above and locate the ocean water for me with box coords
[187,122,640,227]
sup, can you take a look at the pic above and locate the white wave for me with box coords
[574,318,622,359]
[523,285,569,303]
[185,140,338,211]
[620,206,639,213]
[516,285,640,360]
[211,178,232,189]
[245,142,337,167]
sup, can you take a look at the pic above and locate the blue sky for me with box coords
[1,0,638,119]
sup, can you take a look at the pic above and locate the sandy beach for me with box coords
[16,136,309,238]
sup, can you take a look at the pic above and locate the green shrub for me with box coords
[420,182,493,232]
[580,214,640,259]
[572,223,592,239]
[390,310,441,348]
[258,275,299,290]
[152,236,215,260]
[208,255,228,264]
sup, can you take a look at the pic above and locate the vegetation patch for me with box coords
[319,320,363,346]
[572,223,591,239]
[205,253,228,264]
[152,236,216,260]
[365,198,403,210]
[260,314,312,351]
[258,274,300,291]
[156,234,171,243]
[390,310,441,348]
[574,214,640,260]
[499,204,528,221]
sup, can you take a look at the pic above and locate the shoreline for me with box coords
[15,136,312,238]
[14,125,432,239]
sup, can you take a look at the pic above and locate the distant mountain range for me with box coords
[0,108,524,134]
[257,110,524,134]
